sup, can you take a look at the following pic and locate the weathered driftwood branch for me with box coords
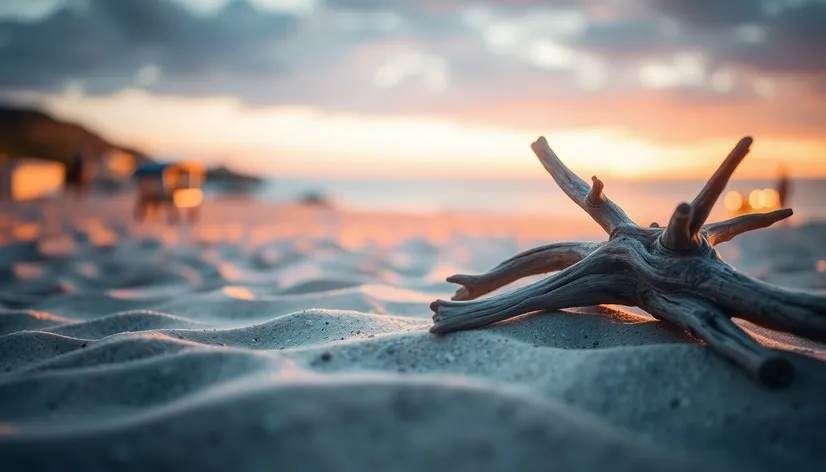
[688,137,753,234]
[661,203,701,251]
[531,138,632,235]
[639,293,793,389]
[702,209,793,245]
[433,249,626,332]
[432,135,824,389]
[447,242,601,301]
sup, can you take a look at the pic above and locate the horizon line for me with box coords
[261,174,823,183]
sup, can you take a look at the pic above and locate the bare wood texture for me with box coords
[689,137,752,233]
[447,242,601,301]
[433,247,629,333]
[433,135,824,389]
[587,176,606,206]
[703,209,793,245]
[531,137,632,235]
[660,203,701,251]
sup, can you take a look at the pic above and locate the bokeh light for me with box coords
[724,191,743,211]
[749,190,766,210]
[762,188,780,209]
[173,188,204,209]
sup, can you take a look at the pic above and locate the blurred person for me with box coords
[777,165,791,208]
[64,146,89,199]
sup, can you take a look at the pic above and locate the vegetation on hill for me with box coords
[0,105,148,165]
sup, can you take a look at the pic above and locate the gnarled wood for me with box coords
[447,242,601,301]
[434,135,826,389]
[531,138,632,235]
[660,203,701,251]
[698,263,826,341]
[432,246,628,333]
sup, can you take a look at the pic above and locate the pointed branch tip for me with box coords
[688,137,754,234]
[532,136,548,148]
[703,208,794,245]
[445,242,600,301]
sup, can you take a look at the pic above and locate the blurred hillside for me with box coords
[0,106,261,187]
[0,106,150,165]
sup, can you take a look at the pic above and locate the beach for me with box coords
[1,193,825,472]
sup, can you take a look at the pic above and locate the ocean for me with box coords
[251,178,826,226]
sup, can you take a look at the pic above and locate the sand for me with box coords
[1,193,825,472]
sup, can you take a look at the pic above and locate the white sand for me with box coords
[1,194,825,472]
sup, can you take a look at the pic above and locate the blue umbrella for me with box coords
[132,162,170,178]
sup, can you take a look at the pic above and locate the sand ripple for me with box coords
[1,201,825,471]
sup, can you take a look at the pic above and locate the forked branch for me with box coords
[696,263,826,342]
[432,248,626,333]
[689,137,753,233]
[435,135,824,389]
[660,137,754,250]
[432,274,626,333]
[531,137,633,235]
[447,242,601,301]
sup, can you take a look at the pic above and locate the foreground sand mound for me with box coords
[1,198,825,471]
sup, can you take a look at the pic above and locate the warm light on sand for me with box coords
[12,223,39,240]
[13,263,42,280]
[173,188,204,209]
[724,191,743,211]
[217,261,242,281]
[103,150,136,177]
[222,286,256,300]
[89,228,118,247]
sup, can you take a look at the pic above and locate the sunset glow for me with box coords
[2,0,825,180]
[12,87,825,181]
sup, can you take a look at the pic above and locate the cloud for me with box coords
[0,0,298,94]
[647,0,826,73]
[0,0,67,22]
[573,16,683,58]
[0,0,824,141]
[646,0,765,28]
[723,1,826,73]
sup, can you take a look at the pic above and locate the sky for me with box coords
[0,0,825,180]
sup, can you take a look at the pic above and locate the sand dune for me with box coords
[1,196,825,471]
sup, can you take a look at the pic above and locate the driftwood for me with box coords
[430,136,826,389]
